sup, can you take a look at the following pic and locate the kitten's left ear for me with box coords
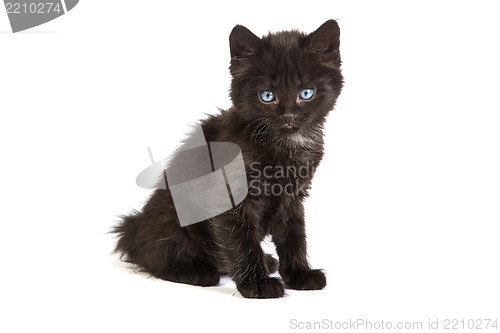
[305,20,341,67]
[229,25,262,58]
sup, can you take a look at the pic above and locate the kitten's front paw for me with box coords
[237,277,285,299]
[283,269,326,290]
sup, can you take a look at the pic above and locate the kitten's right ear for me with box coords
[229,25,261,58]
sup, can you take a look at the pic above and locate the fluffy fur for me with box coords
[114,20,343,298]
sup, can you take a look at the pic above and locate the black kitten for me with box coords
[114,20,343,298]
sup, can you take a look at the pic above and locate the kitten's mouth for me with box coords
[280,124,299,132]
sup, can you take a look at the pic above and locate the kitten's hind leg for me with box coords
[115,189,220,287]
[116,214,220,286]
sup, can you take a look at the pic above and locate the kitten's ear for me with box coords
[305,20,341,66]
[229,25,261,58]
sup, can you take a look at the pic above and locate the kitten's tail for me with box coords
[113,211,141,263]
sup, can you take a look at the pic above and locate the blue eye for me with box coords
[299,88,315,100]
[259,91,276,103]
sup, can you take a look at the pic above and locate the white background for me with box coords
[1,1,499,332]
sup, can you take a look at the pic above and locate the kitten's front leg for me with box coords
[214,204,284,299]
[271,199,326,290]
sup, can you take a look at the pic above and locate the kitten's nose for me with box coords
[280,113,297,125]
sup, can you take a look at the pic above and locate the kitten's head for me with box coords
[229,20,343,146]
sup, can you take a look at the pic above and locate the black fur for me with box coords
[114,20,343,298]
